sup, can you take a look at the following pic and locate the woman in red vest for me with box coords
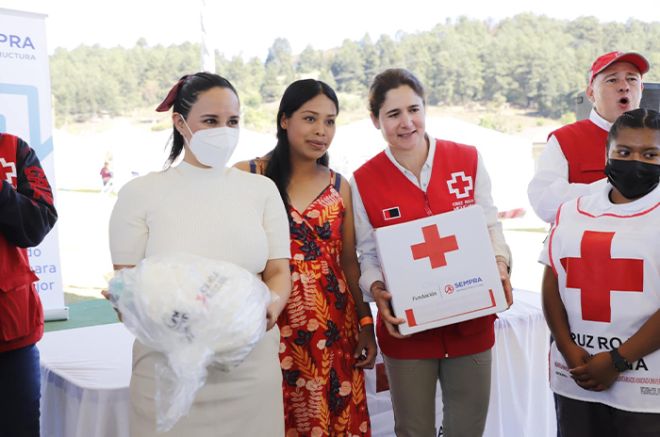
[351,68,512,437]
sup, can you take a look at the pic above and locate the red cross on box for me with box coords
[560,230,644,323]
[410,225,458,269]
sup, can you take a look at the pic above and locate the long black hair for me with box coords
[607,108,660,151]
[163,72,239,166]
[264,79,339,204]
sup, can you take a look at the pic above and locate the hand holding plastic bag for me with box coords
[107,253,270,432]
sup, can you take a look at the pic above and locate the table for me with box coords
[39,323,133,437]
[39,289,555,437]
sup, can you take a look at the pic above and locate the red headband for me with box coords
[155,75,189,112]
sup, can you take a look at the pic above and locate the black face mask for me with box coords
[605,159,660,200]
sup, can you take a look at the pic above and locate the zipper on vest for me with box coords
[423,192,432,216]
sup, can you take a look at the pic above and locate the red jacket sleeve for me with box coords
[0,136,58,247]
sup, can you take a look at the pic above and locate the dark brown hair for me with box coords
[368,68,425,118]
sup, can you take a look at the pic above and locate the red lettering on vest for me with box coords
[411,225,458,269]
[560,231,644,322]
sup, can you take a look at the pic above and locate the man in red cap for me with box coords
[528,51,650,223]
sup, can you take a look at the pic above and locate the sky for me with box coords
[3,0,660,59]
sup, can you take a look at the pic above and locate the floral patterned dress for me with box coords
[278,171,371,437]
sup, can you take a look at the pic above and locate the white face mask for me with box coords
[180,117,239,168]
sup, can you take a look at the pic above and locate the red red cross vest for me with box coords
[550,119,608,184]
[0,134,42,352]
[353,139,495,359]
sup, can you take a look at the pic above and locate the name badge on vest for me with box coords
[382,206,401,221]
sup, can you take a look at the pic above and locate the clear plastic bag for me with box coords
[107,253,270,432]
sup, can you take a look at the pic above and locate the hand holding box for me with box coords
[374,205,507,335]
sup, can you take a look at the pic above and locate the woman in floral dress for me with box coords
[236,79,376,437]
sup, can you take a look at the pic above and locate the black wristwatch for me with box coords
[609,348,631,372]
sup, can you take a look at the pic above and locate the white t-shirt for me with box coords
[109,161,291,273]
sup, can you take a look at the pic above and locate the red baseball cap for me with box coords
[589,51,649,84]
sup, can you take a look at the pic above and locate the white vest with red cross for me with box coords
[548,183,660,413]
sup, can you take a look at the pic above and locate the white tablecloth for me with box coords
[39,323,133,437]
[39,289,555,437]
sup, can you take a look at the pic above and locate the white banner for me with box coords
[0,8,67,320]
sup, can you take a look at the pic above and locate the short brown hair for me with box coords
[368,68,425,117]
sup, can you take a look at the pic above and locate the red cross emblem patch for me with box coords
[560,231,643,323]
[0,158,17,186]
[447,171,473,199]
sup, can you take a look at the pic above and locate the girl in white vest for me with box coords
[542,108,660,436]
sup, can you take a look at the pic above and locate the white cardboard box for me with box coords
[374,205,507,335]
